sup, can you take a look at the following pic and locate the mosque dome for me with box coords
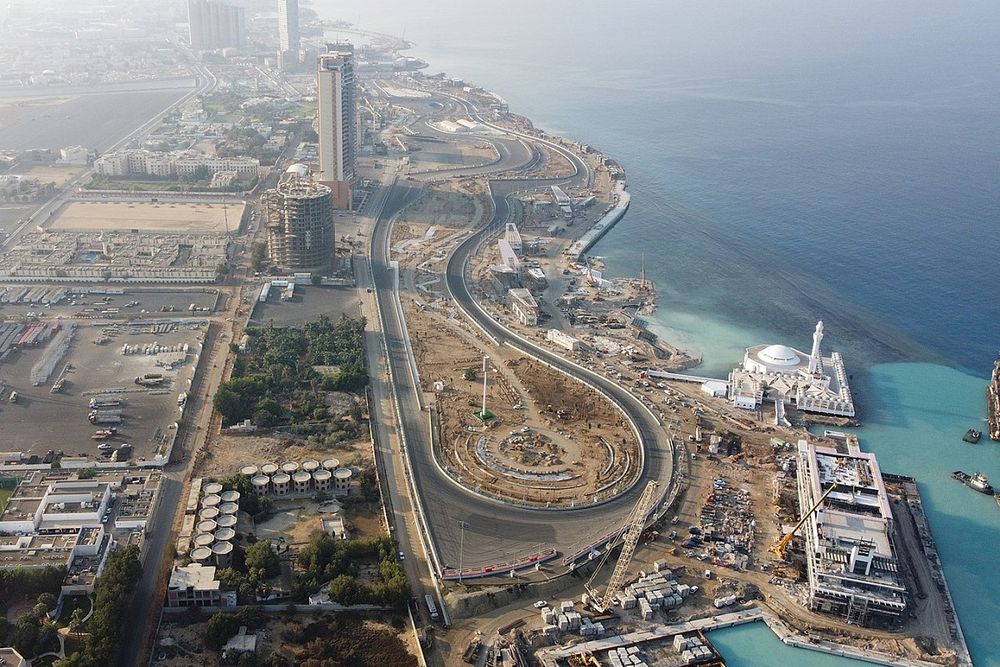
[757,344,801,366]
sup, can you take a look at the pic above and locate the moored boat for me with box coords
[952,470,994,495]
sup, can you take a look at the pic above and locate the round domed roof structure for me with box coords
[334,468,352,480]
[292,471,311,483]
[194,533,215,547]
[240,465,259,477]
[212,541,234,555]
[219,502,239,515]
[302,459,320,472]
[220,490,241,503]
[216,514,237,528]
[757,344,800,367]
[203,482,223,495]
[281,461,299,473]
[251,475,270,487]
[197,519,218,533]
[202,494,221,507]
[322,458,340,471]
[272,473,290,484]
[312,469,332,481]
[261,463,279,475]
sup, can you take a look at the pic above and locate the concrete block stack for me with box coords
[674,634,712,665]
[606,646,649,667]
[560,600,574,613]
[541,608,556,625]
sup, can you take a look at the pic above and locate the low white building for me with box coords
[509,288,539,326]
[59,145,90,165]
[167,563,226,608]
[728,321,855,419]
[546,329,581,351]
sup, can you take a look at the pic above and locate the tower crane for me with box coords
[585,480,659,613]
[769,483,838,560]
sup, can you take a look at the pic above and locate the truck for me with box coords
[425,594,439,621]
[89,410,123,425]
[177,392,187,407]
[90,395,123,409]
[134,374,166,387]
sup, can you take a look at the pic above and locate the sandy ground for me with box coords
[48,201,244,234]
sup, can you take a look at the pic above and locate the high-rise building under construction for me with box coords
[265,166,335,271]
[316,46,356,208]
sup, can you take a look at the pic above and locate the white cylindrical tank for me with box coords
[322,458,340,471]
[333,468,352,493]
[281,461,299,474]
[302,459,320,472]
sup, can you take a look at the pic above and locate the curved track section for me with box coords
[369,89,677,577]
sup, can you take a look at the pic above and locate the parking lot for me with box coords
[249,285,359,328]
[0,285,220,320]
[0,321,205,463]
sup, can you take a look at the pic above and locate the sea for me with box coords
[345,1,1000,663]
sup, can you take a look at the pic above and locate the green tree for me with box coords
[250,242,267,272]
[245,540,280,579]
[463,368,477,381]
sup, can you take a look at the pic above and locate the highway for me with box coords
[366,88,678,576]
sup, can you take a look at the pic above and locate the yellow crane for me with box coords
[586,480,659,613]
[769,483,838,560]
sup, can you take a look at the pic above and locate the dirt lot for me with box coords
[194,432,373,480]
[406,303,639,506]
[157,613,417,667]
[0,320,203,462]
[48,200,244,234]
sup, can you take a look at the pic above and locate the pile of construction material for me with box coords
[539,600,606,639]
[673,634,713,665]
[607,645,649,667]
[616,560,694,619]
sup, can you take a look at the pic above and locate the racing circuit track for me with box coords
[368,86,679,579]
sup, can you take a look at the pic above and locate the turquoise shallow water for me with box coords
[707,362,998,665]
[312,1,999,663]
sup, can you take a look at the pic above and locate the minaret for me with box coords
[808,320,824,374]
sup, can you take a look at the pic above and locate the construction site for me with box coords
[0,198,243,283]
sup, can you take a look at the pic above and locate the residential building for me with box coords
[167,563,224,607]
[277,0,299,70]
[94,150,260,180]
[187,0,246,50]
[316,47,356,208]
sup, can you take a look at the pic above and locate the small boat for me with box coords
[952,470,994,495]
[962,428,982,444]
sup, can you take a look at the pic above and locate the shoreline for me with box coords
[413,72,976,666]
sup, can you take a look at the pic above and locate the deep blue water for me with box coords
[315,1,1000,663]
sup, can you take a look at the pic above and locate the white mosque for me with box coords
[728,321,855,421]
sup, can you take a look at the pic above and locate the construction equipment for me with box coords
[586,480,659,613]
[769,483,838,560]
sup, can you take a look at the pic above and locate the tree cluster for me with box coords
[294,535,409,609]
[0,591,59,657]
[203,606,264,650]
[55,544,142,667]
[214,315,369,427]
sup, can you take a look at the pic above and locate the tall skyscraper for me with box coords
[187,0,246,50]
[277,0,300,69]
[316,46,356,209]
[265,165,335,270]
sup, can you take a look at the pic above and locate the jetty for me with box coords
[988,357,1000,440]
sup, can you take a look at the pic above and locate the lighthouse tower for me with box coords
[808,320,825,374]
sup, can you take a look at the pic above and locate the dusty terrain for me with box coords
[48,200,243,233]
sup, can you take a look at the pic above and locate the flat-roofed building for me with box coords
[0,647,27,667]
[508,288,539,326]
[795,439,906,626]
[167,563,224,608]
